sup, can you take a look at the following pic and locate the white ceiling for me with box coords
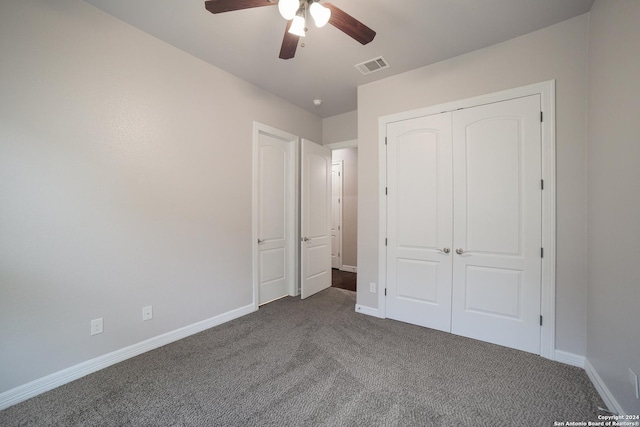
[84,0,594,118]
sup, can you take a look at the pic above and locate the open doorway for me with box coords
[330,146,357,292]
[253,123,333,307]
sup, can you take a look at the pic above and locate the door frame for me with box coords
[377,80,556,359]
[331,160,344,270]
[252,122,299,310]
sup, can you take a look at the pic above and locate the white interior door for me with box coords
[301,139,332,299]
[385,113,454,331]
[451,95,542,353]
[331,161,343,270]
[255,126,295,306]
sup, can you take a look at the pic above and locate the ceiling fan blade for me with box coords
[279,21,299,60]
[323,3,376,45]
[204,0,276,14]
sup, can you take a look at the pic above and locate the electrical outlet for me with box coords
[90,318,103,336]
[369,283,377,293]
[630,369,639,399]
[142,305,153,321]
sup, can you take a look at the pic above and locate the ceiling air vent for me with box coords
[355,56,389,75]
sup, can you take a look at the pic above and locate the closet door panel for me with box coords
[465,118,521,255]
[451,95,542,354]
[386,112,453,332]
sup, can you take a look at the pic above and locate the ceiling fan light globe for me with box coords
[309,2,331,28]
[289,15,306,37]
[278,0,298,20]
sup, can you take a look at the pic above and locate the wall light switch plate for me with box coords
[369,283,376,293]
[91,318,103,336]
[142,305,153,321]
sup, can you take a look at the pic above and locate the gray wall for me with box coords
[323,111,357,145]
[357,14,590,356]
[586,0,640,414]
[332,148,358,268]
[0,0,321,393]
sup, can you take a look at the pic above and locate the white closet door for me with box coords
[451,95,542,353]
[386,113,454,331]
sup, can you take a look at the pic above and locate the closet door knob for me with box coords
[455,248,464,255]
[438,247,450,254]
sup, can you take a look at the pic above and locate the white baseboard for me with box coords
[584,358,625,415]
[0,303,256,411]
[339,265,357,273]
[554,350,585,368]
[355,304,383,318]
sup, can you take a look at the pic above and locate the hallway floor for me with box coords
[331,268,356,292]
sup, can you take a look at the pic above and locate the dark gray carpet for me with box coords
[0,288,604,426]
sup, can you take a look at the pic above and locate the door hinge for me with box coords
[338,225,340,231]
[541,248,544,258]
[385,288,387,296]
[541,179,544,190]
[338,198,341,203]
[540,315,543,326]
[385,187,388,195]
[385,137,388,145]
[540,111,543,122]
[338,252,340,257]
[385,238,388,246]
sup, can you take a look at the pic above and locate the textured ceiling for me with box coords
[84,0,594,118]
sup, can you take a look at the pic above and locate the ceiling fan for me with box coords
[204,0,376,60]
